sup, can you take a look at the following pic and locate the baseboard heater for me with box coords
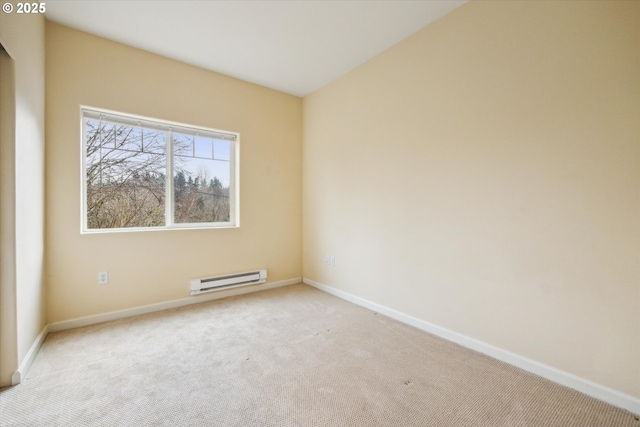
[190,269,267,295]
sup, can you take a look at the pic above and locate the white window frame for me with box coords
[80,106,240,233]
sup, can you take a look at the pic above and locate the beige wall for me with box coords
[303,0,640,398]
[45,23,302,322]
[0,4,47,385]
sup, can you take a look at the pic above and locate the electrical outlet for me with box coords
[325,255,331,265]
[98,271,109,284]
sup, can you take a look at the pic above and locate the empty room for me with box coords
[0,0,638,425]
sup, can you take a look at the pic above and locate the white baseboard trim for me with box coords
[12,324,49,385]
[49,277,301,333]
[303,277,640,415]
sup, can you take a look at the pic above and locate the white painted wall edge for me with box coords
[49,277,301,333]
[303,277,640,416]
[11,324,49,385]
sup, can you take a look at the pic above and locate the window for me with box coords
[81,108,238,232]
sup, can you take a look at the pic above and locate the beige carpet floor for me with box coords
[0,284,637,426]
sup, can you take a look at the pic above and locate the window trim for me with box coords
[80,106,240,234]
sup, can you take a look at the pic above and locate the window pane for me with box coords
[173,133,193,158]
[86,122,166,229]
[85,119,101,148]
[174,154,231,224]
[143,129,166,154]
[99,122,116,149]
[194,136,213,159]
[214,139,231,161]
[115,125,142,152]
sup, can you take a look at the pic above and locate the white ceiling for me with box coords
[44,1,466,97]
